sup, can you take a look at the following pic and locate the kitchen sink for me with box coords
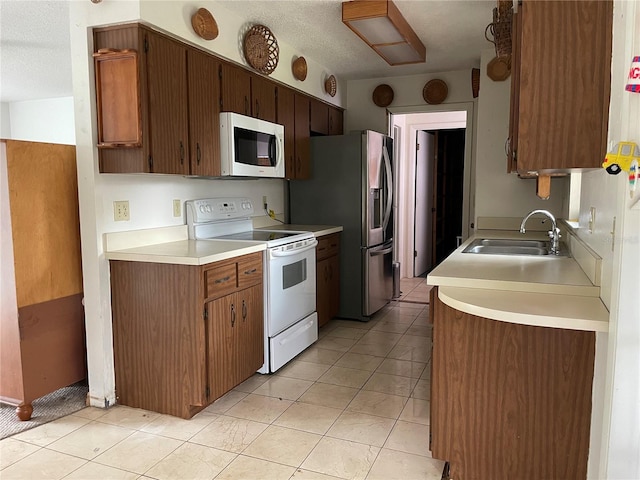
[462,238,568,256]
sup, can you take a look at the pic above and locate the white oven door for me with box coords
[267,242,317,336]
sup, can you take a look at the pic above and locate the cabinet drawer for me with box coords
[316,234,340,261]
[237,253,263,289]
[205,264,237,299]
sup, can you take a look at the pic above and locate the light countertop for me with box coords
[105,239,266,266]
[427,229,609,332]
[103,224,342,266]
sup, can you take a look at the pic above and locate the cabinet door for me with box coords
[512,0,612,173]
[220,62,251,116]
[277,86,297,179]
[237,284,264,381]
[316,258,331,328]
[207,294,238,399]
[328,107,343,135]
[110,261,206,418]
[309,98,329,135]
[187,48,221,176]
[145,30,190,174]
[327,254,340,321]
[294,93,311,179]
[251,75,277,122]
[93,24,150,173]
[507,7,522,173]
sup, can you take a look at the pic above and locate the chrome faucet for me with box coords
[520,209,561,255]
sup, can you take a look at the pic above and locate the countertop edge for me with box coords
[438,286,609,332]
[105,242,266,265]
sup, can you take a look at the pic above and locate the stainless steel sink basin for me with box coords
[462,238,568,256]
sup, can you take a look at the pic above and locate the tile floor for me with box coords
[0,278,439,480]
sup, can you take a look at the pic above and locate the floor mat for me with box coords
[0,382,88,440]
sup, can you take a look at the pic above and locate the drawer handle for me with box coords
[243,268,258,275]
[214,275,231,284]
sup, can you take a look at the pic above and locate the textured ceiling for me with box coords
[0,0,496,103]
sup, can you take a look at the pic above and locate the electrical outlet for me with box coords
[173,199,181,217]
[113,200,130,221]
[588,207,596,233]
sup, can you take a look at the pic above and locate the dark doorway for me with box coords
[431,128,465,266]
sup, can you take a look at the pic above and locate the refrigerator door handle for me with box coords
[382,142,393,234]
[370,245,393,256]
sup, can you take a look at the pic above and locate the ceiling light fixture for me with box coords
[341,0,426,66]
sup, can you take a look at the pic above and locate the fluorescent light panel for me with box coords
[342,0,426,65]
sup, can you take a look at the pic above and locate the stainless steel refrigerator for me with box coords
[290,130,393,321]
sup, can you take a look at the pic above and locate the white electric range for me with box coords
[186,197,318,373]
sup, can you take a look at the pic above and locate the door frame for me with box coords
[388,102,475,279]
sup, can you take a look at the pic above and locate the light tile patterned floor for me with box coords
[0,278,442,480]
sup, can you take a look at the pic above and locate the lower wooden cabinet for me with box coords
[429,287,595,479]
[109,252,263,418]
[316,233,340,327]
[207,284,263,400]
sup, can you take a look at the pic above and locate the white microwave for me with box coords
[219,112,285,178]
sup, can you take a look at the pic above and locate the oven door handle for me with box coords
[270,239,318,257]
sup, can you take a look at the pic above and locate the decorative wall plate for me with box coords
[191,8,218,41]
[243,24,279,75]
[325,75,337,97]
[292,57,307,81]
[423,79,448,104]
[372,84,394,107]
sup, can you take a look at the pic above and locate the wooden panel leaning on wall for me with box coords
[1,140,86,421]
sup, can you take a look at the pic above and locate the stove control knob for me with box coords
[205,204,212,213]
[199,205,205,213]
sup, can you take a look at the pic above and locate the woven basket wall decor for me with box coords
[485,1,513,57]
[243,24,279,75]
[191,8,218,41]
[325,75,337,97]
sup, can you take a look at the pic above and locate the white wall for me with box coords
[579,1,640,478]
[6,97,75,145]
[474,48,568,221]
[68,0,341,407]
[346,69,473,134]
[0,103,10,139]
[140,1,344,108]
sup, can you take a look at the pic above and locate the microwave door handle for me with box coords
[382,142,393,233]
[269,136,277,167]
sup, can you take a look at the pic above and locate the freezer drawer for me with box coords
[364,241,393,316]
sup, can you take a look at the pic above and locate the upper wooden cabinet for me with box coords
[294,93,312,179]
[93,23,341,178]
[508,0,613,175]
[276,86,297,179]
[310,100,344,136]
[220,63,251,116]
[94,24,221,175]
[250,74,277,123]
[219,64,276,122]
[310,98,329,135]
[329,106,344,135]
